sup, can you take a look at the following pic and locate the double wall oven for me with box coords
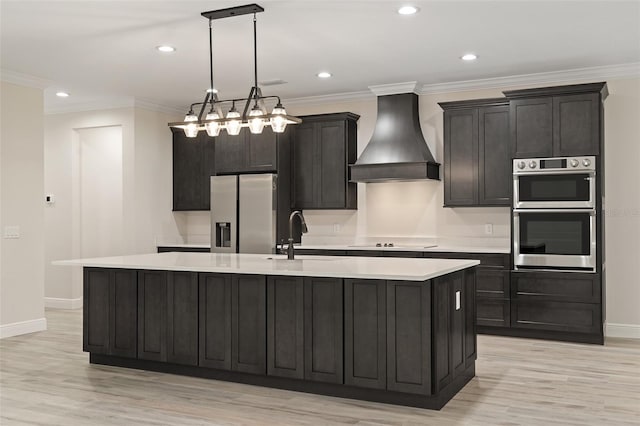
[513,156,597,272]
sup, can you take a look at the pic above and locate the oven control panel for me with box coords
[514,156,596,173]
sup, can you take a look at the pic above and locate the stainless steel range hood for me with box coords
[350,87,440,182]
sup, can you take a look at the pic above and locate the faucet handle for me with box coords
[278,239,286,254]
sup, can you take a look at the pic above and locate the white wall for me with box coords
[0,81,47,338]
[43,107,183,307]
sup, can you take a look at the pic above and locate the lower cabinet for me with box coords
[477,298,511,327]
[231,275,267,374]
[303,277,344,383]
[83,268,137,358]
[138,270,199,365]
[344,279,387,390]
[386,281,431,395]
[267,276,304,379]
[199,273,232,370]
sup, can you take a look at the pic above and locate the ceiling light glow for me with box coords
[461,53,477,61]
[56,92,70,98]
[317,72,332,78]
[398,6,419,15]
[157,45,176,53]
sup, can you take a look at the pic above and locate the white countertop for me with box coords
[157,243,510,254]
[54,252,480,282]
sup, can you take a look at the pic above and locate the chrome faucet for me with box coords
[287,210,308,260]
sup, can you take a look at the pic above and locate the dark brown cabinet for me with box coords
[344,279,386,389]
[386,281,431,395]
[231,274,267,374]
[83,268,137,358]
[304,277,344,384]
[167,271,199,366]
[215,127,289,174]
[137,270,168,361]
[440,99,511,207]
[291,113,359,210]
[172,130,215,211]
[199,273,232,370]
[138,270,198,365]
[267,276,304,379]
[504,83,606,158]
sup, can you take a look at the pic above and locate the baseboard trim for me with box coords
[0,318,47,339]
[45,297,83,309]
[606,323,640,339]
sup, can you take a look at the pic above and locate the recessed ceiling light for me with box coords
[398,6,419,15]
[317,72,332,79]
[461,53,477,61]
[156,45,176,53]
[55,92,70,98]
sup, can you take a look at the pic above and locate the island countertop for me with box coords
[54,252,480,281]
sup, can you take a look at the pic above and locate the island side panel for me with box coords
[199,273,232,370]
[110,269,138,358]
[83,268,110,354]
[138,270,168,362]
[167,271,199,366]
[232,275,267,375]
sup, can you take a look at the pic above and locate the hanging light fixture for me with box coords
[168,4,301,138]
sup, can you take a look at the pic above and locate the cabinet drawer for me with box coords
[424,252,510,268]
[476,269,509,298]
[511,300,601,334]
[477,298,510,327]
[511,271,601,303]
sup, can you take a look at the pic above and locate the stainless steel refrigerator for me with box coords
[211,174,282,254]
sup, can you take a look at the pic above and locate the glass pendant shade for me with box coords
[204,111,222,137]
[225,109,242,135]
[248,106,265,134]
[270,104,287,133]
[184,112,199,138]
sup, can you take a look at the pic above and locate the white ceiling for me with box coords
[2,0,639,113]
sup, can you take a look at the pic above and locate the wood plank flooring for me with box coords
[1,309,639,425]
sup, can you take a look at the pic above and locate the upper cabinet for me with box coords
[504,83,607,158]
[291,113,359,210]
[172,129,215,211]
[440,99,511,207]
[215,127,289,175]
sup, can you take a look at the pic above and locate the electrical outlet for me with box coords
[333,223,341,233]
[3,226,20,239]
[484,223,493,235]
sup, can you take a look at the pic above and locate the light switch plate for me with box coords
[3,226,20,239]
[455,291,461,310]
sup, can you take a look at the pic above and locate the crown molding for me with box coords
[420,62,640,95]
[0,69,51,89]
[134,99,185,116]
[283,90,373,107]
[369,81,418,96]
[44,98,135,115]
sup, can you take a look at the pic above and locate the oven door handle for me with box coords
[513,170,596,176]
[513,208,596,214]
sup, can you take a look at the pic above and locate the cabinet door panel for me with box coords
[173,131,204,210]
[444,109,478,206]
[512,300,601,334]
[304,277,344,384]
[292,124,316,208]
[553,93,600,156]
[477,298,510,327]
[479,106,511,205]
[451,272,465,377]
[434,275,452,391]
[167,271,198,366]
[267,277,304,379]
[318,121,346,208]
[83,268,110,354]
[511,98,553,158]
[344,279,386,389]
[464,269,477,369]
[215,132,245,174]
[199,273,232,370]
[138,271,167,361]
[476,269,510,299]
[245,128,277,171]
[386,281,431,395]
[110,269,137,358]
[232,275,266,374]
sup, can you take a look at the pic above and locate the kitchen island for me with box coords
[55,252,479,410]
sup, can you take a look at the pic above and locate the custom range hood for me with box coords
[350,83,440,182]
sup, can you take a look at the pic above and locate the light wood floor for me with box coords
[1,310,639,426]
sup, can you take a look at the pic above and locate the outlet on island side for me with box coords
[484,223,493,235]
[333,223,341,233]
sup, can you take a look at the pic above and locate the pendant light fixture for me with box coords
[169,4,301,138]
